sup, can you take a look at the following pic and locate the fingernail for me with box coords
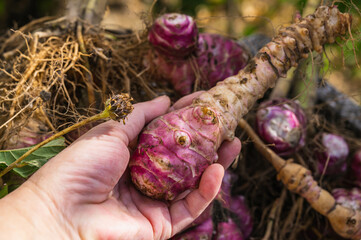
[151,95,168,103]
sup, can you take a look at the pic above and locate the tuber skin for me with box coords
[255,98,307,156]
[315,133,349,176]
[130,6,352,201]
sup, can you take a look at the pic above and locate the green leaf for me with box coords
[0,138,66,178]
[0,184,8,199]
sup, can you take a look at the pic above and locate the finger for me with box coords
[85,95,171,145]
[169,91,204,111]
[170,163,224,236]
[217,137,242,169]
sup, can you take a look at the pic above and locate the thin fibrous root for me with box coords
[239,118,361,240]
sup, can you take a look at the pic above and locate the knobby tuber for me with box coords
[255,98,307,156]
[130,6,352,201]
[147,13,269,95]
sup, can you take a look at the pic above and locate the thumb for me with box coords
[28,96,171,204]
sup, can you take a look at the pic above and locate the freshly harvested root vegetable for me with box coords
[147,13,269,95]
[350,150,361,185]
[332,188,361,211]
[239,119,361,240]
[314,133,349,176]
[148,32,257,95]
[255,98,307,156]
[148,13,198,58]
[130,6,352,201]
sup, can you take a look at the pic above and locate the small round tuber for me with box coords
[255,98,307,156]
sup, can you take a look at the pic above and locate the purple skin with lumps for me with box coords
[148,13,198,58]
[350,149,361,185]
[130,106,221,200]
[149,32,250,95]
[315,133,349,176]
[255,98,307,156]
[332,188,361,211]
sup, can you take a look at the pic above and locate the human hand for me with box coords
[0,93,241,240]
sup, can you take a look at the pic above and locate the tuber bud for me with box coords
[148,13,198,58]
[315,133,349,176]
[255,98,307,156]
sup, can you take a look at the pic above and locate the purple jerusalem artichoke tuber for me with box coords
[314,133,349,176]
[130,6,351,201]
[147,13,269,95]
[255,98,307,156]
[148,13,198,58]
[350,149,361,185]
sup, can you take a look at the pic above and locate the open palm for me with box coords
[0,93,241,240]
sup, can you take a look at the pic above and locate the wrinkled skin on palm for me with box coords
[255,98,307,156]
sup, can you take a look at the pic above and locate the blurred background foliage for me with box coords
[0,0,359,103]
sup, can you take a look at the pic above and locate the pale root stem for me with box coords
[239,119,361,239]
